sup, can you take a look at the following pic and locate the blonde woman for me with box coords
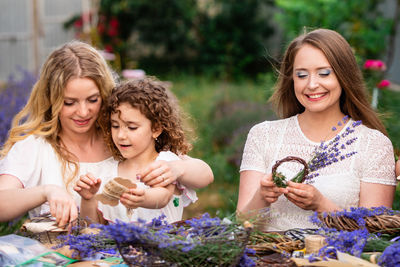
[237,29,396,231]
[0,41,213,227]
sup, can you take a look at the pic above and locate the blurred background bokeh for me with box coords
[1,0,400,225]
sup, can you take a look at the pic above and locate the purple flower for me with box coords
[378,241,400,266]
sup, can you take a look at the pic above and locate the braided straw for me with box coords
[272,156,309,183]
[248,232,304,254]
[318,213,400,235]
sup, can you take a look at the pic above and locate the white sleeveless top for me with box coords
[240,115,396,231]
[98,151,197,224]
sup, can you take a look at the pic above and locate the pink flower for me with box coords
[377,79,390,89]
[364,59,386,71]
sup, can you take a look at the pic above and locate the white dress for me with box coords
[0,135,116,219]
[98,151,197,224]
[240,115,396,231]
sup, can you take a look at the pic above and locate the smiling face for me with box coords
[59,77,102,135]
[111,102,161,162]
[293,44,342,116]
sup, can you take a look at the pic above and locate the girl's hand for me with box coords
[260,173,288,204]
[43,185,78,228]
[285,181,323,211]
[73,173,101,201]
[120,188,146,209]
[139,160,180,187]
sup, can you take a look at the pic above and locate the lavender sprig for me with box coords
[273,116,361,187]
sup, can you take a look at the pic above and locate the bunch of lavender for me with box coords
[378,241,400,266]
[273,116,361,187]
[308,207,400,263]
[57,213,255,267]
[0,67,36,146]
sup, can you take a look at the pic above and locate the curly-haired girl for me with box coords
[75,77,197,223]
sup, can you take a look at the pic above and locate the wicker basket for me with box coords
[317,213,400,235]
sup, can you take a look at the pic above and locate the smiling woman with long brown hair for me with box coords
[237,28,396,231]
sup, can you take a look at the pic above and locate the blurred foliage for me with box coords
[65,0,275,78]
[274,0,393,60]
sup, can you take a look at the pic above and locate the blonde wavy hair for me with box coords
[269,28,388,136]
[1,40,116,189]
[103,77,193,161]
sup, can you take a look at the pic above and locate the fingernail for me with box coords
[136,174,141,180]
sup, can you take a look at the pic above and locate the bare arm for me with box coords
[140,156,214,189]
[0,174,78,226]
[359,182,395,208]
[121,184,175,209]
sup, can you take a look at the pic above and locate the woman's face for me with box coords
[292,44,342,115]
[59,77,102,135]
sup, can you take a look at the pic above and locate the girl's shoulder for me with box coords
[157,151,180,161]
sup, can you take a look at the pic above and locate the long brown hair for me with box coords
[1,41,116,189]
[103,77,193,161]
[269,28,388,136]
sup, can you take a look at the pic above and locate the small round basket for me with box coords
[18,214,86,246]
[317,212,400,235]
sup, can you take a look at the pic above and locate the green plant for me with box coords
[274,0,393,60]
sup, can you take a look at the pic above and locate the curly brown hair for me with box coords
[103,77,193,161]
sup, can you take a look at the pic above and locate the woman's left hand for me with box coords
[139,160,179,187]
[284,181,324,211]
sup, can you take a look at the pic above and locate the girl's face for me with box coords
[111,102,161,161]
[59,78,102,135]
[293,44,342,116]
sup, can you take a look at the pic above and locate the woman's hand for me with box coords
[73,173,101,201]
[395,159,400,181]
[139,160,179,188]
[285,181,324,211]
[120,188,146,209]
[43,185,78,228]
[260,173,288,204]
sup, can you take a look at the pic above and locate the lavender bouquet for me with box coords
[273,116,361,188]
[56,213,255,267]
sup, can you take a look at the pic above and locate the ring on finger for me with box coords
[161,174,165,182]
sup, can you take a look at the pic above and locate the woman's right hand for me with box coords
[43,184,78,228]
[260,173,288,204]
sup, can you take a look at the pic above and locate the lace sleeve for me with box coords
[360,129,396,185]
[240,123,269,173]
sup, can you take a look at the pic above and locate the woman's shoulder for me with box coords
[358,124,392,146]
[9,135,50,152]
[249,116,294,133]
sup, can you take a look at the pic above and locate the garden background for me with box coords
[1,0,400,234]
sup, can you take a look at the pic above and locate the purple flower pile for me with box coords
[57,213,255,266]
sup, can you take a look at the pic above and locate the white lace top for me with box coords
[240,115,396,231]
